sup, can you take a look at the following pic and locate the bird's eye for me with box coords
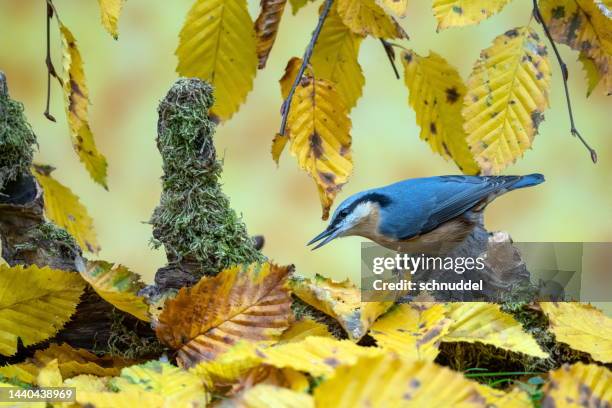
[338,209,349,218]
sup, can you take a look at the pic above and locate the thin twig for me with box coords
[278,0,334,136]
[532,0,597,163]
[380,39,400,79]
[44,0,60,122]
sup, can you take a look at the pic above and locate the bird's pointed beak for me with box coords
[307,226,341,250]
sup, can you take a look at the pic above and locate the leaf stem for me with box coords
[44,0,60,122]
[380,39,400,80]
[278,0,334,136]
[532,0,597,163]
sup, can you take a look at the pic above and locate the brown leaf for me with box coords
[255,0,288,69]
[156,262,293,368]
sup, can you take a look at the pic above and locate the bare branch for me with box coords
[44,0,59,122]
[278,0,334,136]
[380,39,400,80]
[532,0,597,163]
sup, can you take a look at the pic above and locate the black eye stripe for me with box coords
[330,193,390,228]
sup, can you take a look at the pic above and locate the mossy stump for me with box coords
[150,78,263,290]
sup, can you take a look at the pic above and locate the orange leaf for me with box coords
[156,262,293,368]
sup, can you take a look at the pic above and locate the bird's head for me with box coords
[307,192,391,250]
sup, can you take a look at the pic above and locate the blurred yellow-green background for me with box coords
[0,0,610,286]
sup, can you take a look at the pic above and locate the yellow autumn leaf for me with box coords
[59,24,108,188]
[382,0,409,18]
[474,383,532,408]
[0,362,38,384]
[311,5,365,110]
[290,274,392,340]
[432,0,512,30]
[443,302,549,358]
[542,363,612,407]
[32,165,99,253]
[401,49,478,174]
[462,27,551,175]
[579,52,602,97]
[280,318,333,342]
[97,0,125,39]
[225,384,314,408]
[109,361,209,407]
[314,354,485,407]
[31,343,133,379]
[539,302,612,363]
[0,264,85,356]
[176,0,258,121]
[36,359,63,387]
[540,0,612,96]
[64,374,109,392]
[81,260,150,322]
[156,262,293,368]
[278,62,353,220]
[255,0,288,69]
[370,303,451,361]
[254,336,383,377]
[76,390,165,408]
[336,0,407,38]
[190,341,262,386]
[288,0,310,14]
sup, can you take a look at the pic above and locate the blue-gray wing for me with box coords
[378,176,521,239]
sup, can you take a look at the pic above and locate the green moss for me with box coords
[14,222,78,257]
[0,91,37,191]
[104,309,166,359]
[150,78,263,277]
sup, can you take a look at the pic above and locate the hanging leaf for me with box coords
[579,52,602,97]
[290,274,392,340]
[226,384,314,408]
[382,0,409,18]
[336,0,407,38]
[462,27,551,175]
[277,61,353,220]
[280,319,333,342]
[176,0,258,120]
[401,49,479,174]
[432,0,512,31]
[32,165,99,253]
[97,0,125,39]
[443,302,549,358]
[288,0,310,14]
[254,336,383,377]
[255,0,288,69]
[59,24,109,188]
[541,363,611,407]
[0,265,85,356]
[314,355,485,407]
[539,302,612,363]
[156,262,293,368]
[311,6,365,110]
[539,0,612,96]
[81,261,150,322]
[369,304,451,361]
[108,361,209,407]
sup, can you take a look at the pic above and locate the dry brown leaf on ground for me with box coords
[155,262,293,368]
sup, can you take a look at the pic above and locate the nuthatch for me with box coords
[308,174,544,251]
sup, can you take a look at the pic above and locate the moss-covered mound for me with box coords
[150,78,263,277]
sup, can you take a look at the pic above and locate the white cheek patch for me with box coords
[347,202,375,225]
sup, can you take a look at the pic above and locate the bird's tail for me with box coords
[510,173,545,190]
